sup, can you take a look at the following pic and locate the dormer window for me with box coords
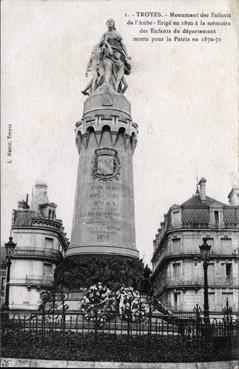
[171,210,181,227]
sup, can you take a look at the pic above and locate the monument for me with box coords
[55,19,147,291]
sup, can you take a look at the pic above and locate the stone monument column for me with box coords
[55,19,146,290]
[68,94,139,259]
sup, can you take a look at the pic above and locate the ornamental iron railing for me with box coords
[164,277,203,287]
[25,275,54,287]
[155,276,237,298]
[153,246,238,271]
[14,247,62,261]
[1,291,239,362]
[13,211,63,229]
[163,276,237,288]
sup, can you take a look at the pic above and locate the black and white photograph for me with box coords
[1,0,238,367]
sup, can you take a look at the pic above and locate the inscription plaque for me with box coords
[86,183,121,242]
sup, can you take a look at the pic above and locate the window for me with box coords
[225,263,232,278]
[220,238,232,254]
[214,211,219,227]
[222,293,233,308]
[173,292,181,310]
[207,263,215,284]
[45,237,53,249]
[172,238,180,247]
[183,261,193,277]
[1,277,6,293]
[48,210,52,219]
[172,211,180,227]
[171,238,181,254]
[43,263,54,276]
[172,262,181,279]
[208,293,215,310]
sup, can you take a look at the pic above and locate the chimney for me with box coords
[18,200,28,210]
[199,177,206,201]
[31,181,49,212]
[228,186,239,206]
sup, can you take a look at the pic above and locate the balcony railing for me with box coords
[159,276,237,290]
[14,247,62,261]
[153,248,199,269]
[25,275,54,287]
[164,277,203,288]
[153,247,238,271]
[13,211,63,229]
[211,276,237,286]
[31,219,62,230]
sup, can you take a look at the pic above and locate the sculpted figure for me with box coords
[81,45,104,96]
[113,52,128,93]
[99,19,131,91]
[82,19,131,95]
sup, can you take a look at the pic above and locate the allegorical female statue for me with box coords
[82,19,131,96]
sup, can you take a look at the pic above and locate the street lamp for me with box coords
[2,237,16,311]
[199,238,211,324]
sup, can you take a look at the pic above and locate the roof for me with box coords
[181,194,228,208]
[13,210,43,226]
[35,180,47,187]
[39,202,57,208]
[228,187,239,198]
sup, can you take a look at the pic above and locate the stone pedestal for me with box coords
[67,93,139,259]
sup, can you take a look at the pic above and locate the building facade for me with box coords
[6,182,69,310]
[152,179,239,313]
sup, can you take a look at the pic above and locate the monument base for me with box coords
[54,254,151,292]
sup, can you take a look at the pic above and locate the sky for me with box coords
[1,0,238,265]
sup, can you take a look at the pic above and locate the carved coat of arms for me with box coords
[92,148,120,181]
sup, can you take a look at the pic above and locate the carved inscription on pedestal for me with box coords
[86,183,121,242]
